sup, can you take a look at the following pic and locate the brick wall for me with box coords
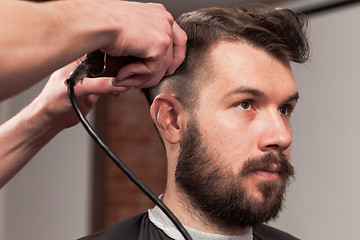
[93,90,167,229]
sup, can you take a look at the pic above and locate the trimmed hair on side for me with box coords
[142,4,310,110]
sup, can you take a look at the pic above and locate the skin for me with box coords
[150,41,299,235]
[0,61,127,188]
[0,0,187,188]
[0,0,187,100]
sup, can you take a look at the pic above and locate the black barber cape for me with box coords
[79,212,299,240]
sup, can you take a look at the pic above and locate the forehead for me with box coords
[197,41,297,100]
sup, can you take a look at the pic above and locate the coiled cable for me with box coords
[65,52,193,240]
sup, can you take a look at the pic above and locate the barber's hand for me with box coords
[99,1,187,88]
[32,60,128,130]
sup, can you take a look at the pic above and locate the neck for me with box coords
[162,184,251,235]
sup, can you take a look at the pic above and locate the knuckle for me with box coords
[159,35,172,47]
[147,3,167,13]
[151,3,166,10]
[181,30,188,43]
[164,11,174,23]
[148,3,174,22]
[149,36,171,58]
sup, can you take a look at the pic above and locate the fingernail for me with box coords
[112,77,122,86]
[112,87,131,96]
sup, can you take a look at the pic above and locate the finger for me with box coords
[114,69,165,89]
[59,57,87,86]
[162,42,174,74]
[75,77,130,96]
[114,74,151,88]
[167,22,187,75]
[142,53,167,74]
[113,56,168,88]
[136,49,170,86]
[113,61,152,86]
[115,56,169,88]
[119,54,169,88]
[78,94,100,113]
[138,68,167,88]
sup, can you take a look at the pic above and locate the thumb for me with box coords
[74,77,130,96]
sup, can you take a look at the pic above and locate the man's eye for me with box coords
[237,101,252,111]
[279,105,292,116]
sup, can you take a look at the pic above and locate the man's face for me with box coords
[175,41,298,229]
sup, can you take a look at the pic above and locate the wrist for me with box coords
[50,0,120,55]
[21,98,64,146]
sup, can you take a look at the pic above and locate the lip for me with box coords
[253,170,280,181]
[252,164,281,181]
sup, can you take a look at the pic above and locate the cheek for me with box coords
[215,112,257,147]
[199,115,259,171]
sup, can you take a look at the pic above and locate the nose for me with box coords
[257,110,292,152]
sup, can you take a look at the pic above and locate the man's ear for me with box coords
[150,93,186,144]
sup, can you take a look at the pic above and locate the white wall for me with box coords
[273,4,360,239]
[0,78,93,240]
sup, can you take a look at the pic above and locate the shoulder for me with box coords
[253,224,300,240]
[78,212,172,240]
[78,213,146,240]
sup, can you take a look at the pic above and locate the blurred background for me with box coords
[0,0,359,239]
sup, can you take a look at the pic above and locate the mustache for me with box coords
[240,152,295,178]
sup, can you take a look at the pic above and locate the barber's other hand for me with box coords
[98,1,187,88]
[32,60,128,131]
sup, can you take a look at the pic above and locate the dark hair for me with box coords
[142,4,310,110]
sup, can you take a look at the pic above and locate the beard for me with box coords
[175,120,295,230]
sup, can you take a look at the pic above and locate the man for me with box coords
[81,4,310,240]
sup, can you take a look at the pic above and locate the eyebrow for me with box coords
[223,87,266,99]
[223,87,300,103]
[284,92,300,103]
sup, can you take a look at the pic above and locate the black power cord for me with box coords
[65,53,193,240]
